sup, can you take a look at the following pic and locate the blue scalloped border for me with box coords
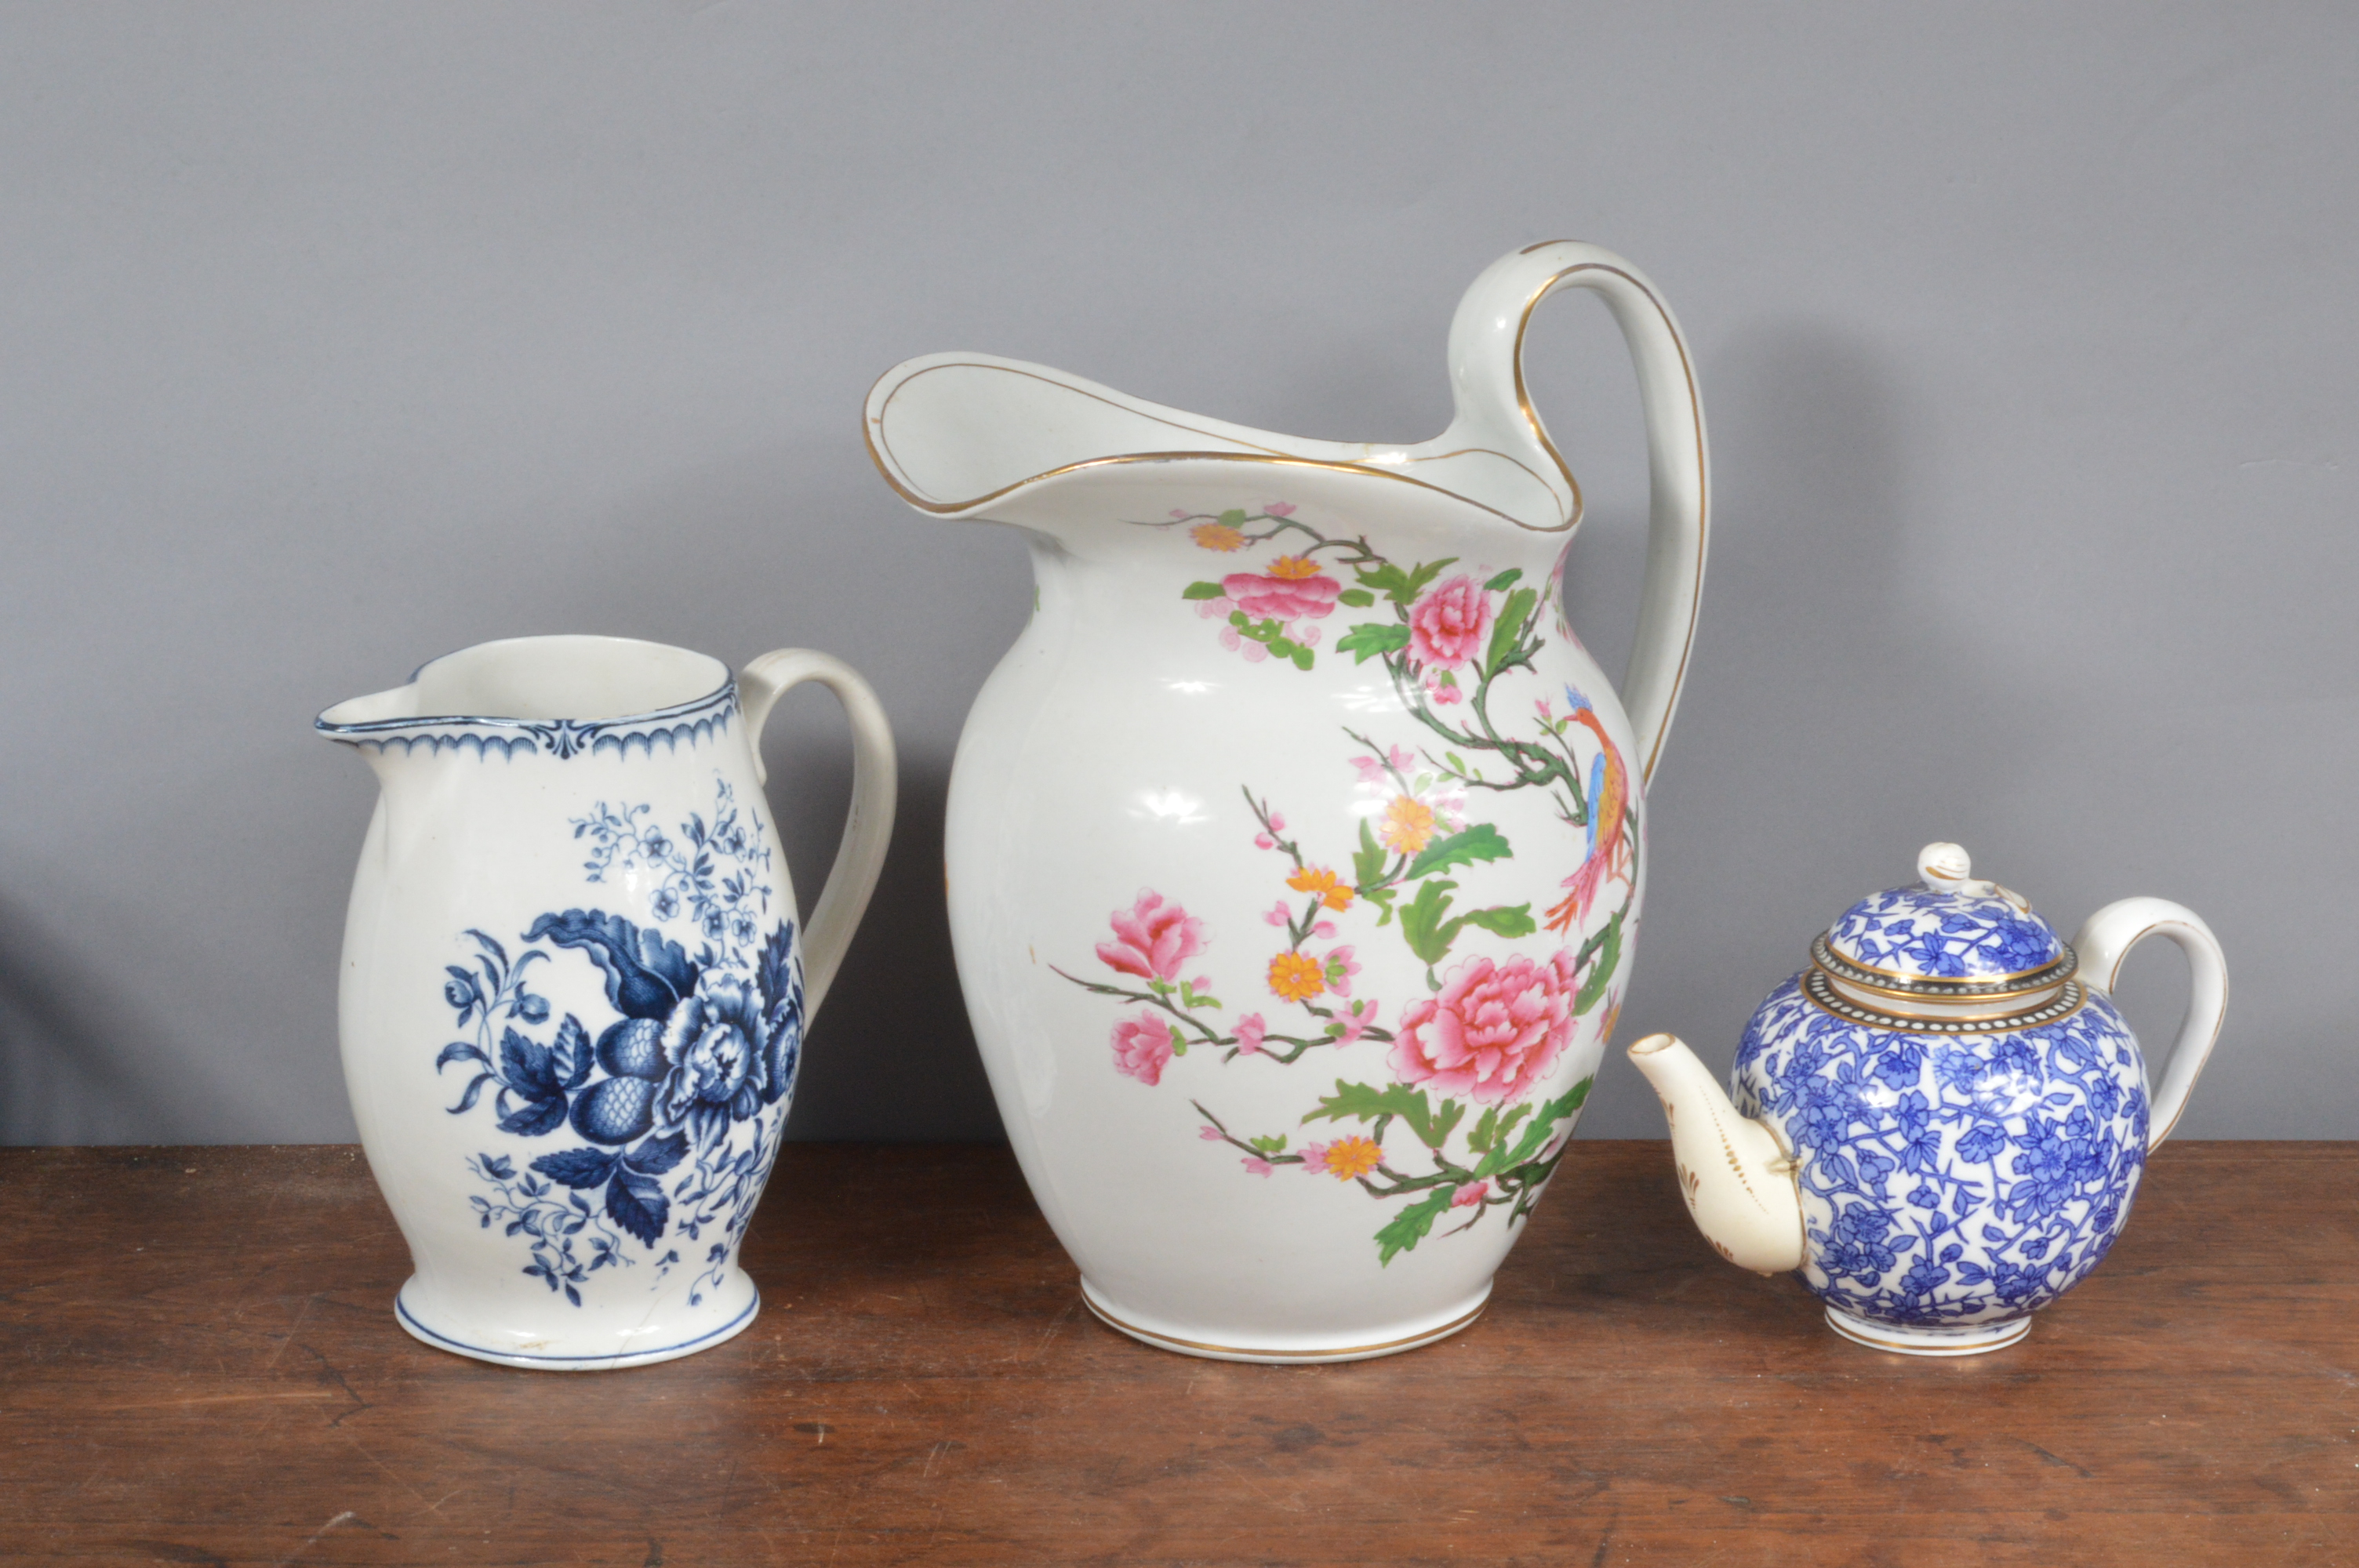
[318,682,737,761]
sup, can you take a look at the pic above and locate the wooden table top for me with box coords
[3,1140,2352,1565]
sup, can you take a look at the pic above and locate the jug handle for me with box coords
[737,650,899,1022]
[1446,241,1709,785]
[2071,898,2228,1149]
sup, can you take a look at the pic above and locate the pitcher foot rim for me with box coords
[394,1280,761,1370]
[1079,1277,1490,1363]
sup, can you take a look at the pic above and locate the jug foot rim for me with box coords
[1823,1305,2031,1357]
[1078,1277,1490,1364]
[394,1279,760,1370]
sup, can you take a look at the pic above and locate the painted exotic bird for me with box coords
[1544,688,1631,934]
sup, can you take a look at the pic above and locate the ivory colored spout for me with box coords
[1626,1033,1805,1275]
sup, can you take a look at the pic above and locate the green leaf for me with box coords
[1304,1080,1464,1149]
[1218,508,1248,525]
[1574,911,1624,1014]
[1249,1134,1289,1154]
[1268,637,1297,658]
[1375,1189,1456,1265]
[1228,610,1249,627]
[1360,884,1398,925]
[1483,568,1524,592]
[1483,586,1539,678]
[1352,818,1387,887]
[1457,903,1537,940]
[1398,880,1461,965]
[1355,563,1412,599]
[1182,580,1227,601]
[1403,557,1459,598]
[1403,823,1514,882]
[1466,1106,1499,1156]
[1494,1077,1594,1172]
[1474,1104,1536,1177]
[1336,588,1376,608]
[1336,622,1411,664]
[1291,646,1315,671]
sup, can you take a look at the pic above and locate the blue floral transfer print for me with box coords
[1733,978,2147,1329]
[435,777,801,1308]
[1825,884,2063,981]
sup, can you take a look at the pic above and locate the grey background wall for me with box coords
[2,2,2350,1145]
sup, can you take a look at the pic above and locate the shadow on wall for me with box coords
[0,890,236,1144]
[769,754,1001,1141]
[1578,318,1992,1134]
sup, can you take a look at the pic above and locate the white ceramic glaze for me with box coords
[1630,844,2227,1357]
[319,636,895,1369]
[869,242,1710,1360]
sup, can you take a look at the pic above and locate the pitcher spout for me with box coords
[1626,1033,1805,1276]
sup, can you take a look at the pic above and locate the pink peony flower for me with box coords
[1110,1011,1175,1086]
[1408,575,1493,670]
[1452,1179,1491,1208]
[1390,950,1581,1105]
[1242,1156,1274,1177]
[1097,891,1206,981]
[1234,1013,1267,1056]
[1222,565,1342,625]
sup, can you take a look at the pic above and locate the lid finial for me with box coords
[1917,842,1973,892]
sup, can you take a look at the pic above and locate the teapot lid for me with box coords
[1813,843,2075,1000]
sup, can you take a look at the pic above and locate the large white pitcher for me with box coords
[867,241,1709,1360]
[319,635,894,1368]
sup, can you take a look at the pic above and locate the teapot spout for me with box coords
[1626,1033,1805,1276]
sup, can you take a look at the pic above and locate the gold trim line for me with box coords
[1081,1293,1487,1359]
[863,362,1573,533]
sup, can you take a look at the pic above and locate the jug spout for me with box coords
[1627,1033,1804,1276]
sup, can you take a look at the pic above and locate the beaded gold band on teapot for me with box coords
[1801,967,2086,1034]
[1809,932,2077,1002]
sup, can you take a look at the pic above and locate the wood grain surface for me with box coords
[2,1140,2351,1565]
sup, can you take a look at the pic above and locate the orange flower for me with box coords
[1266,554,1322,580]
[1379,796,1436,856]
[1286,866,1355,912]
[1321,1134,1382,1181]
[1190,521,1247,552]
[1267,950,1326,1002]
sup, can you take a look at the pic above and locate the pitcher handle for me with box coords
[737,650,899,1021]
[2071,898,2228,1149]
[1445,241,1710,785]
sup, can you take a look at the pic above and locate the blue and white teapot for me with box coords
[1627,843,2226,1356]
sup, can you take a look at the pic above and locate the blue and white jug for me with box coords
[1628,842,2226,1356]
[319,635,895,1369]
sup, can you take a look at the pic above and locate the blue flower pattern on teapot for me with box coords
[1732,977,2148,1332]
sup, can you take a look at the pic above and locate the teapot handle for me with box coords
[2072,898,2228,1149]
[1445,241,1710,785]
[737,650,899,1022]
